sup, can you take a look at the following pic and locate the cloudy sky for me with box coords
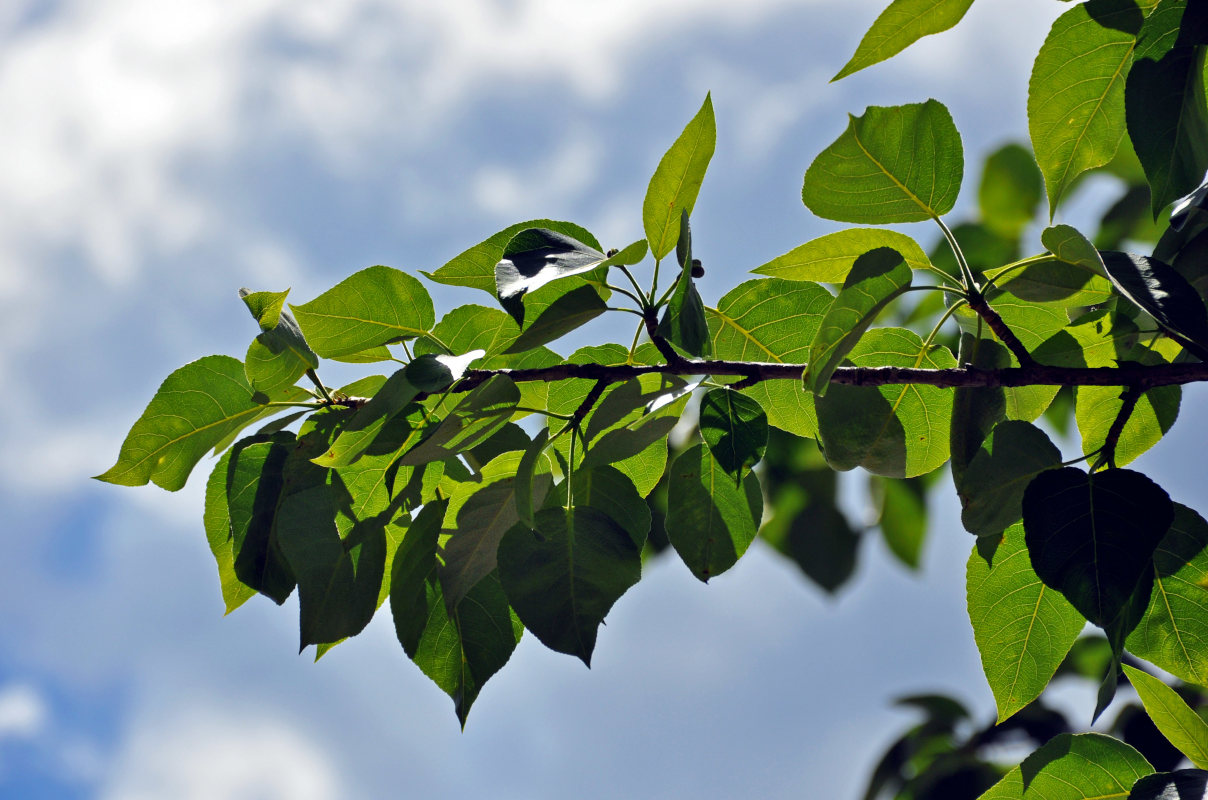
[2,1,1202,798]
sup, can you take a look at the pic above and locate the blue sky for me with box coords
[2,1,1202,797]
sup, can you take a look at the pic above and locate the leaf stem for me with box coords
[305,369,336,404]
[922,298,968,351]
[934,216,979,293]
[617,265,650,308]
[606,284,646,308]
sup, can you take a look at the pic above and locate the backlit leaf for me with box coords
[976,733,1152,799]
[656,212,711,357]
[802,100,963,224]
[1028,0,1142,216]
[400,375,520,467]
[832,0,975,81]
[423,219,600,293]
[1122,664,1208,768]
[390,499,447,658]
[698,388,768,477]
[960,421,1062,538]
[203,449,257,614]
[967,525,1085,722]
[503,284,608,354]
[644,94,716,261]
[291,266,435,358]
[752,228,933,283]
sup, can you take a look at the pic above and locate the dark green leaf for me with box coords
[967,525,1085,722]
[225,433,302,605]
[515,427,549,529]
[1122,665,1208,768]
[423,219,600,293]
[804,247,912,395]
[832,0,975,81]
[545,466,652,550]
[698,388,768,477]
[644,94,716,261]
[1126,0,1208,216]
[707,278,833,438]
[872,476,927,569]
[1022,467,1173,628]
[390,500,447,657]
[802,100,963,224]
[290,266,434,358]
[584,375,690,443]
[1126,503,1208,687]
[1028,0,1142,217]
[950,332,1007,490]
[502,284,608,354]
[203,448,257,613]
[960,421,1062,537]
[979,143,1044,238]
[816,328,956,478]
[656,212,711,358]
[1100,251,1208,356]
[752,228,933,282]
[761,483,860,594]
[498,506,641,665]
[96,355,288,492]
[1128,770,1208,800]
[665,444,763,582]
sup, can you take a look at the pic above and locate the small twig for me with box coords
[571,379,609,425]
[1093,384,1143,471]
[964,293,1036,367]
[643,307,684,365]
[305,368,336,405]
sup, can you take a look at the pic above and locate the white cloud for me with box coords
[472,134,602,216]
[101,703,338,800]
[0,683,48,739]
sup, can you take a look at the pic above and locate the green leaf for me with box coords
[440,473,552,612]
[1128,770,1208,800]
[580,414,678,471]
[802,100,963,224]
[665,443,763,582]
[390,500,447,658]
[979,143,1044,238]
[752,228,933,283]
[804,247,912,395]
[584,375,690,443]
[1122,664,1208,768]
[698,388,767,477]
[967,525,1085,722]
[399,375,520,467]
[976,733,1153,799]
[832,0,975,81]
[1034,307,1139,370]
[656,212,711,358]
[514,428,549,530]
[816,327,956,478]
[950,332,1007,490]
[872,476,927,569]
[203,449,257,614]
[239,287,319,394]
[993,227,1114,306]
[643,94,716,261]
[707,277,833,438]
[290,266,435,358]
[423,219,600,293]
[410,568,523,726]
[546,467,652,550]
[1022,467,1173,628]
[1126,0,1208,216]
[96,355,283,492]
[960,421,1062,537]
[240,288,289,330]
[326,346,394,364]
[498,506,641,665]
[1028,0,1142,217]
[224,433,302,605]
[1126,503,1208,687]
[502,284,608,354]
[1100,251,1208,356]
[762,482,860,594]
[1076,348,1180,467]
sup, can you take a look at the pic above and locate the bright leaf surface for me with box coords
[966,525,1085,722]
[203,447,257,614]
[291,265,435,358]
[752,227,933,283]
[698,388,768,478]
[497,506,641,665]
[97,355,290,492]
[804,247,912,396]
[399,375,520,467]
[707,277,833,438]
[1076,348,1180,467]
[976,733,1152,799]
[423,219,600,294]
[1022,467,1173,629]
[643,94,715,261]
[1121,664,1208,768]
[802,100,963,224]
[1028,0,1141,217]
[1126,503,1208,688]
[665,443,763,583]
[503,284,609,354]
[832,0,975,81]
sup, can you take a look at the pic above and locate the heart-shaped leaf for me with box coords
[291,265,434,358]
[802,100,963,224]
[1022,467,1173,628]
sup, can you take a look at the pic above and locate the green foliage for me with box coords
[99,1,1208,792]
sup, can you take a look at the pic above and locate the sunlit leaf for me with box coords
[1122,664,1208,768]
[400,375,520,467]
[656,212,711,357]
[291,266,434,358]
[503,284,608,354]
[752,228,933,283]
[802,100,963,224]
[960,421,1062,538]
[976,733,1152,799]
[423,219,600,293]
[832,0,975,81]
[967,525,1085,722]
[644,94,716,261]
[203,449,257,614]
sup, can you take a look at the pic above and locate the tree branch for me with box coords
[449,359,1208,393]
[964,293,1036,366]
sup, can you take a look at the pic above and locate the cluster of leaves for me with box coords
[98,0,1208,795]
